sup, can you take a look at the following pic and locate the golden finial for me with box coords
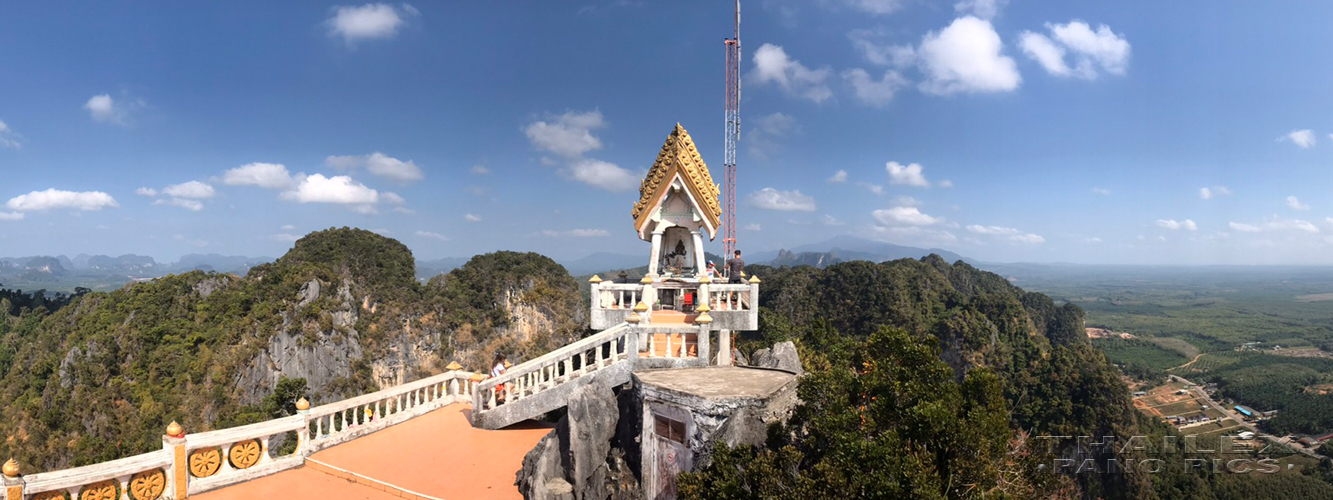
[166,421,184,438]
[589,275,603,283]
[626,312,642,324]
[748,275,761,284]
[640,275,655,284]
[295,398,310,411]
[633,302,649,313]
[3,458,18,478]
[695,303,710,313]
[694,312,713,324]
[446,361,463,371]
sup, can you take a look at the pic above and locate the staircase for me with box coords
[471,323,638,429]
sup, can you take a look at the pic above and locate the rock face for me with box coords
[518,384,641,500]
[750,341,803,374]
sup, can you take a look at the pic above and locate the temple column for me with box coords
[717,329,732,366]
[647,230,664,277]
[691,230,706,275]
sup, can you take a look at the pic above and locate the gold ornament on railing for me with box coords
[748,275,761,283]
[694,312,713,324]
[79,479,118,500]
[165,421,183,438]
[633,301,649,313]
[640,275,655,284]
[30,491,65,500]
[588,275,603,283]
[446,361,463,371]
[188,448,222,478]
[128,468,166,500]
[626,312,642,324]
[228,439,262,470]
[295,397,310,411]
[2,458,17,477]
[695,302,710,313]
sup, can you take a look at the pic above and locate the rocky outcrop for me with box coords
[517,384,640,500]
[750,341,803,374]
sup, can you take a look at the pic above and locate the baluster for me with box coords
[563,358,572,379]
[666,334,673,358]
[488,386,497,408]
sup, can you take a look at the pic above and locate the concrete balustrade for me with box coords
[474,323,635,413]
[591,281,757,331]
[2,369,479,500]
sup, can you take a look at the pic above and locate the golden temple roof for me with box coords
[632,123,722,237]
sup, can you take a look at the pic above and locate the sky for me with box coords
[3,1,1333,265]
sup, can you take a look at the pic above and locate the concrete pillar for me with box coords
[648,231,664,276]
[697,325,711,367]
[3,460,23,500]
[691,230,706,275]
[164,427,189,499]
[717,329,732,366]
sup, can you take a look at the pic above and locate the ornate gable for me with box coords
[632,123,722,238]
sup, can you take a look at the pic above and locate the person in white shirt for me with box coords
[491,353,508,404]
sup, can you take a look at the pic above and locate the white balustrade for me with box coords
[474,323,635,411]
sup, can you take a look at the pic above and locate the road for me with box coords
[1167,374,1320,458]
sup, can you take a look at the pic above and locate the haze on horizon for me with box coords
[3,1,1333,266]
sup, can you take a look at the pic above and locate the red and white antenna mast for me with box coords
[722,0,741,259]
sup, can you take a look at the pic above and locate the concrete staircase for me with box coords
[471,323,638,429]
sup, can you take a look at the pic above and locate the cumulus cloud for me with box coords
[1019,21,1130,79]
[525,110,638,191]
[750,188,817,211]
[325,152,424,183]
[872,206,942,226]
[1156,219,1198,231]
[890,195,920,207]
[966,224,1044,243]
[1284,129,1316,148]
[162,181,216,199]
[937,179,954,188]
[135,187,158,197]
[136,181,216,211]
[858,182,885,195]
[747,112,800,159]
[842,68,909,107]
[280,174,379,206]
[6,189,119,212]
[1229,222,1260,233]
[827,170,848,183]
[84,94,141,126]
[154,198,203,211]
[886,161,929,187]
[1287,195,1310,211]
[849,30,916,67]
[327,3,419,44]
[0,119,21,149]
[917,17,1020,95]
[0,211,25,221]
[954,0,1007,19]
[464,213,481,222]
[751,43,834,103]
[223,163,298,189]
[415,230,448,241]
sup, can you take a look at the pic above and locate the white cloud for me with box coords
[325,152,424,183]
[470,165,490,175]
[0,119,21,149]
[415,230,449,241]
[1269,218,1320,233]
[154,198,203,211]
[917,17,1020,95]
[0,211,24,221]
[1229,222,1260,233]
[748,112,800,159]
[749,188,817,211]
[954,0,1007,19]
[858,182,885,195]
[223,163,298,189]
[1092,187,1110,195]
[1156,219,1198,231]
[270,233,299,242]
[464,213,481,222]
[1020,21,1130,79]
[849,30,916,67]
[135,187,158,197]
[1009,233,1045,244]
[821,214,846,226]
[1287,195,1310,211]
[162,181,216,199]
[6,189,118,212]
[1084,236,1103,243]
[84,94,141,126]
[524,110,606,159]
[938,179,954,188]
[281,224,296,231]
[565,159,639,192]
[890,195,920,207]
[751,43,834,103]
[1199,187,1212,200]
[872,206,942,226]
[280,174,379,205]
[743,223,761,231]
[966,224,1043,243]
[381,192,406,205]
[827,169,848,183]
[886,161,929,187]
[327,3,418,44]
[842,68,908,107]
[846,0,907,15]
[1285,129,1316,148]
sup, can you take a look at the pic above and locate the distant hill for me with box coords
[171,254,271,274]
[559,252,644,276]
[415,257,470,281]
[749,235,971,268]
[87,254,158,274]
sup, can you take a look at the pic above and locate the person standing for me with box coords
[726,250,745,284]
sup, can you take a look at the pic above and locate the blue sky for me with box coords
[3,1,1333,265]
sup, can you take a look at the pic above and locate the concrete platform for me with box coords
[196,404,552,500]
[635,366,796,400]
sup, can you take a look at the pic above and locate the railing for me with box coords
[646,332,698,359]
[594,283,644,310]
[706,283,753,311]
[2,370,479,500]
[474,323,635,412]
